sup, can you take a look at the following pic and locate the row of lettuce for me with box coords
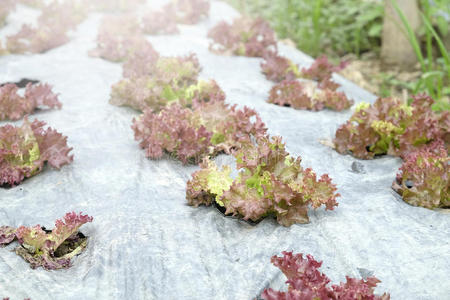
[1,0,448,299]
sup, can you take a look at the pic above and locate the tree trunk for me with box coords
[381,0,421,70]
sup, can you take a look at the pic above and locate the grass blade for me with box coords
[390,0,426,72]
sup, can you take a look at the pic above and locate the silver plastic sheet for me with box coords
[0,1,449,299]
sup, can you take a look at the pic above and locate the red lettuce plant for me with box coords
[301,56,348,91]
[90,15,149,62]
[142,0,209,34]
[6,2,87,54]
[392,141,449,209]
[0,44,6,55]
[132,98,266,164]
[122,51,198,80]
[142,5,179,35]
[261,54,347,90]
[122,44,160,78]
[186,136,339,226]
[0,118,73,187]
[17,0,45,7]
[37,1,87,31]
[0,212,93,270]
[301,55,348,85]
[268,80,353,112]
[0,83,61,121]
[262,251,390,299]
[208,17,277,57]
[261,53,300,83]
[0,226,16,245]
[334,94,448,159]
[6,24,69,54]
[89,0,145,12]
[111,54,204,111]
[0,0,14,28]
[173,0,210,24]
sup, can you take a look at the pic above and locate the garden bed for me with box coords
[0,1,448,299]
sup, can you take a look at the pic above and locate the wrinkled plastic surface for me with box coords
[0,1,449,299]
